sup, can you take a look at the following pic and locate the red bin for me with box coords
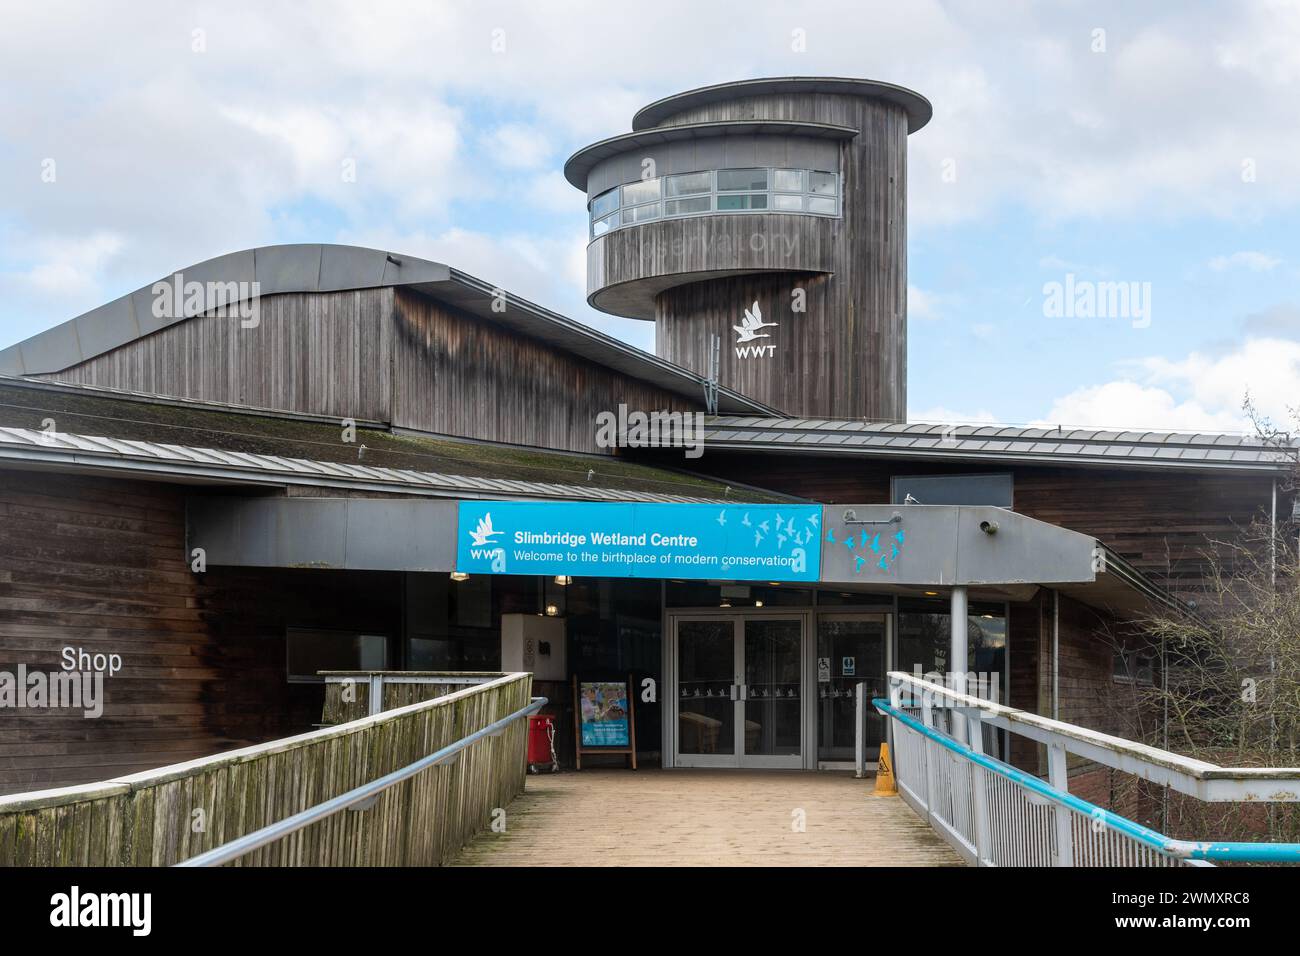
[527,715,557,772]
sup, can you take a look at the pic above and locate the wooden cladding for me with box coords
[0,673,532,866]
[588,213,838,317]
[390,288,693,453]
[657,271,895,420]
[0,469,402,796]
[41,286,695,454]
[45,290,395,422]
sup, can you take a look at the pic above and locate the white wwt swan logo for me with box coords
[468,512,502,547]
[733,300,777,357]
[466,513,507,571]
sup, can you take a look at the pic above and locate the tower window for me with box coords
[773,168,804,192]
[717,168,769,191]
[589,186,619,219]
[665,171,711,196]
[589,167,841,238]
[809,170,838,195]
[717,194,768,211]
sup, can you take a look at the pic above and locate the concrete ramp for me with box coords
[453,770,962,867]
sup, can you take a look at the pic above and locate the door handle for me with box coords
[737,684,747,701]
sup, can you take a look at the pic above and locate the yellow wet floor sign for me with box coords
[873,742,897,796]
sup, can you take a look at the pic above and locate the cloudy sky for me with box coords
[2,0,1298,433]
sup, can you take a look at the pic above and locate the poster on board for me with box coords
[572,674,638,769]
[578,681,630,747]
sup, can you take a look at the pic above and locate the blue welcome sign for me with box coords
[456,501,821,582]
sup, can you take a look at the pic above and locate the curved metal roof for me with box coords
[631,76,933,134]
[562,120,858,190]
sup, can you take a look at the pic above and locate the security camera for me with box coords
[979,520,999,535]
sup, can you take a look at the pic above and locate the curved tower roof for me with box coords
[630,76,932,133]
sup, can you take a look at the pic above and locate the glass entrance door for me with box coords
[675,619,736,763]
[816,614,888,764]
[741,618,803,767]
[672,614,807,769]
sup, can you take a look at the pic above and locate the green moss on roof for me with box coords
[0,382,786,501]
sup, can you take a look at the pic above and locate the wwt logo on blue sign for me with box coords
[455,502,821,582]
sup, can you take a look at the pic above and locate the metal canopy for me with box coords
[819,504,1098,587]
[184,495,1162,614]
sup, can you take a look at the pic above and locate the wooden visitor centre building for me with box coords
[0,78,1289,805]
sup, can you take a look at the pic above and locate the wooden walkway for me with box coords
[453,769,963,866]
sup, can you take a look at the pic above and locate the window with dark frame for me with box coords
[1112,648,1156,686]
[286,627,390,683]
[890,472,1014,508]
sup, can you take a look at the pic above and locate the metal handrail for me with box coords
[176,696,547,867]
[874,697,1300,864]
[886,669,1300,800]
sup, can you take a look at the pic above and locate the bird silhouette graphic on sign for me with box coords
[732,301,778,343]
[468,513,502,547]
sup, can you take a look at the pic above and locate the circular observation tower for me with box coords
[565,77,931,420]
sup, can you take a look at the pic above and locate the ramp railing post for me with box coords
[965,712,993,866]
[1048,743,1074,866]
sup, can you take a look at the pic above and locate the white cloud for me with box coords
[1138,336,1300,425]
[1035,335,1300,432]
[482,124,553,171]
[908,405,1000,426]
[1033,381,1247,433]
[1208,250,1282,272]
[218,101,464,220]
[8,233,125,299]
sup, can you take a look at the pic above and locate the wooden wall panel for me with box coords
[39,285,700,455]
[390,288,695,453]
[43,290,395,423]
[644,93,910,421]
[1007,595,1044,773]
[0,469,401,796]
